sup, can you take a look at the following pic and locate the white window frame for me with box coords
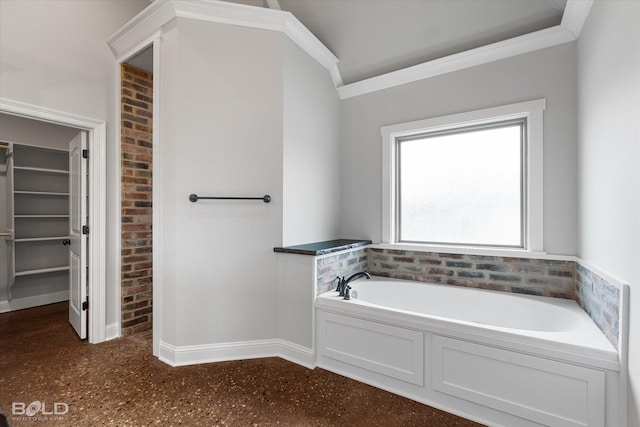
[381,99,546,256]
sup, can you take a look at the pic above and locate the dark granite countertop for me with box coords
[273,239,372,256]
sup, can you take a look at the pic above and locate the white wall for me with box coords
[0,0,150,326]
[339,43,578,255]
[0,114,80,150]
[277,253,315,350]
[278,38,340,350]
[576,1,640,425]
[282,38,341,246]
[157,17,341,355]
[158,18,284,346]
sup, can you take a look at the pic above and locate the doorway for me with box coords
[0,114,88,338]
[115,39,159,353]
[0,98,108,343]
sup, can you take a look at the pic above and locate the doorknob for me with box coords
[62,239,71,246]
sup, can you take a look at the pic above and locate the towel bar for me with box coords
[189,194,271,203]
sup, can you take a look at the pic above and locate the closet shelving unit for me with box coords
[3,141,70,301]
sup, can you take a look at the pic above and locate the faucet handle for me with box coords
[335,276,342,292]
[338,277,347,296]
[343,285,352,300]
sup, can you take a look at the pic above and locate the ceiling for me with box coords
[274,0,567,85]
[131,0,567,85]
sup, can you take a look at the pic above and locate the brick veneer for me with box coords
[121,64,153,336]
[317,247,575,298]
[575,263,620,349]
[316,248,368,295]
[368,248,575,298]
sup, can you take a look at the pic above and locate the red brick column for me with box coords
[121,64,153,336]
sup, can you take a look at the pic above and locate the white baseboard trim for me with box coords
[105,322,120,341]
[158,338,315,369]
[279,339,315,369]
[159,339,280,367]
[0,300,10,313]
[0,291,68,312]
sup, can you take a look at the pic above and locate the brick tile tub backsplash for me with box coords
[316,248,368,295]
[575,263,620,350]
[368,249,575,298]
[316,247,575,298]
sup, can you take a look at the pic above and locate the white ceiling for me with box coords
[130,0,568,85]
[275,0,567,85]
[127,46,153,72]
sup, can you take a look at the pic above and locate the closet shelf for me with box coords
[15,214,70,218]
[14,190,69,196]
[6,143,72,309]
[14,166,69,175]
[15,236,70,243]
[14,266,70,277]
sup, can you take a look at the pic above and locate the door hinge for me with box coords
[82,300,89,311]
[82,225,89,235]
[82,149,88,159]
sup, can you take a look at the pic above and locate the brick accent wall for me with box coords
[368,249,575,299]
[575,263,620,349]
[316,248,368,295]
[121,64,153,336]
[316,247,576,298]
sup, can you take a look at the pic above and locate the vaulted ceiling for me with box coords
[274,0,567,85]
[221,0,567,85]
[130,0,572,92]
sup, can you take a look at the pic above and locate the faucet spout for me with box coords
[341,271,370,300]
[344,271,371,286]
[336,272,371,297]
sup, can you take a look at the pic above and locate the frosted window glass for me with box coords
[398,123,523,247]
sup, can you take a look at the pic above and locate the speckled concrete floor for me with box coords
[0,303,484,426]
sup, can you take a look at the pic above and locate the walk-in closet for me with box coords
[0,113,82,313]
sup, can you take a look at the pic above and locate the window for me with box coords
[381,100,545,253]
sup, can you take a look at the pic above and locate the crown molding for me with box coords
[108,0,340,84]
[109,0,593,100]
[561,0,594,38]
[265,0,281,11]
[337,25,574,99]
[108,0,174,60]
[330,64,343,87]
[337,0,593,100]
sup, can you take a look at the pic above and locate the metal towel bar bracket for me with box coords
[189,194,271,203]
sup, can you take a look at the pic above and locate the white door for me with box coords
[69,132,87,339]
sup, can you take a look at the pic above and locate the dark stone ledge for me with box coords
[274,239,372,256]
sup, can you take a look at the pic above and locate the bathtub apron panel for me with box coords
[432,335,605,427]
[315,277,623,427]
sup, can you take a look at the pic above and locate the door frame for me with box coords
[0,97,107,343]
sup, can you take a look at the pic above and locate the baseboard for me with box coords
[158,338,315,369]
[105,322,120,341]
[0,300,10,313]
[0,291,68,312]
[158,339,280,367]
[279,340,315,368]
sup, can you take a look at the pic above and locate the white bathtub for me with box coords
[315,276,622,427]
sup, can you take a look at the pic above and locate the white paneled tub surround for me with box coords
[315,277,624,427]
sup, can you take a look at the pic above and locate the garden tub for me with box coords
[315,276,622,427]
